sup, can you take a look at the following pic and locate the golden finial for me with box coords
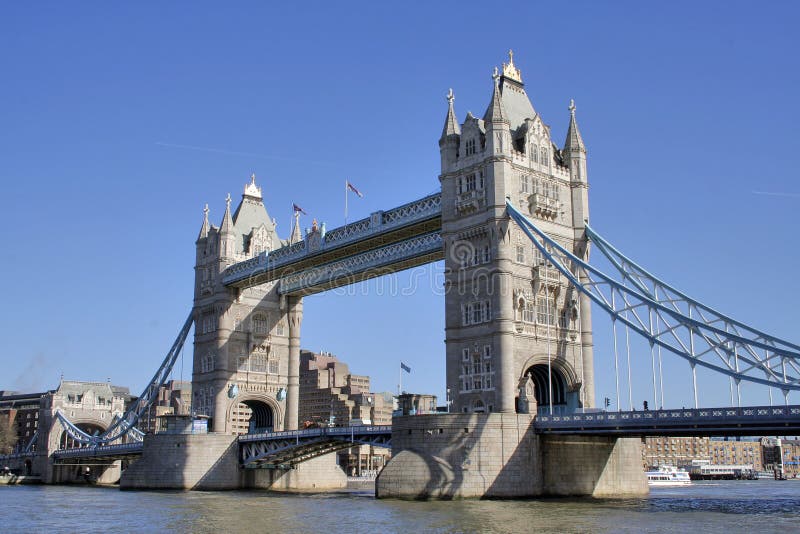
[502,49,522,83]
[569,99,576,115]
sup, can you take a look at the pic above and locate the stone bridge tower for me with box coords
[439,52,595,415]
[193,175,301,433]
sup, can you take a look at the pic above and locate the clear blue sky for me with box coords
[1,1,798,410]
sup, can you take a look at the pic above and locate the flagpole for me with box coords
[344,180,348,225]
[398,363,402,396]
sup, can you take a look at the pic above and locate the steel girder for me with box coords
[240,427,392,468]
[506,201,800,393]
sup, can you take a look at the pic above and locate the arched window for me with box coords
[531,144,538,163]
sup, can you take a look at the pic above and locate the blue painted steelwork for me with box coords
[535,404,800,437]
[506,200,800,394]
[55,313,194,446]
[51,442,144,461]
[239,425,392,467]
[278,232,442,294]
[223,193,442,289]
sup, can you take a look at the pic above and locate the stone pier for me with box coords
[120,433,346,491]
[376,414,647,499]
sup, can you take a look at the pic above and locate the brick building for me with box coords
[642,436,762,471]
[298,350,393,474]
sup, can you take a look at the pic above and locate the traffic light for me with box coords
[643,400,649,411]
[604,397,611,408]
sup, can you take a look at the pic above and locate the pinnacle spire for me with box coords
[564,99,586,153]
[483,68,508,124]
[289,212,302,244]
[198,203,210,240]
[440,88,461,139]
[220,193,234,234]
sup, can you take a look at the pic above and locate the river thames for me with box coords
[3,480,799,533]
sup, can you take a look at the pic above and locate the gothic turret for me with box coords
[566,99,589,233]
[483,69,510,156]
[197,204,210,242]
[232,174,277,257]
[563,99,586,157]
[289,213,302,244]
[439,88,461,171]
[219,193,235,259]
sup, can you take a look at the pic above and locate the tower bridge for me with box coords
[5,51,800,497]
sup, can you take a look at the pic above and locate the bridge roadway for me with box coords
[534,404,800,437]
[33,404,800,466]
[239,425,392,468]
[51,442,144,463]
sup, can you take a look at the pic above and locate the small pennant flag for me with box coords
[401,362,411,374]
[346,181,364,198]
[293,203,307,215]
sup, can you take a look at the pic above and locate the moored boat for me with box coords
[646,465,692,486]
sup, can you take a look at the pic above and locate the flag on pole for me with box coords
[401,362,411,373]
[346,181,364,198]
[292,203,307,215]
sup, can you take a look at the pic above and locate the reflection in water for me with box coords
[3,481,800,533]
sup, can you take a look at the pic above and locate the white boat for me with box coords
[646,465,692,486]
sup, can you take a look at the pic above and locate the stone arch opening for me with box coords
[232,399,274,434]
[523,364,567,414]
[59,422,105,450]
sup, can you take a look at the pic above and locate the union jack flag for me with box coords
[401,362,411,373]
[346,181,364,198]
[292,203,307,215]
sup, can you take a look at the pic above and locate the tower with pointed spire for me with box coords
[439,51,595,415]
[192,174,297,434]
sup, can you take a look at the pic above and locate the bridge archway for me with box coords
[519,357,581,415]
[225,394,282,434]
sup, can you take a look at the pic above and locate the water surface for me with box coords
[3,480,799,533]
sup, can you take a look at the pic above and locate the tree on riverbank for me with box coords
[0,416,17,454]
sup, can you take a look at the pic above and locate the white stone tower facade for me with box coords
[192,175,300,433]
[439,52,595,415]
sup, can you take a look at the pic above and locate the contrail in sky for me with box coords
[155,142,334,166]
[752,190,800,199]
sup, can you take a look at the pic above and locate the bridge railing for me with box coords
[238,425,392,443]
[536,405,800,427]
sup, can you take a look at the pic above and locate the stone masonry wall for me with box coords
[377,413,541,499]
[541,435,648,497]
[120,433,240,490]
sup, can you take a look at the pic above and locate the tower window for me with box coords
[465,174,476,191]
[253,314,268,335]
[521,174,530,193]
[537,294,556,326]
[522,300,535,323]
[531,144,538,163]
[516,245,525,263]
[466,138,476,156]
